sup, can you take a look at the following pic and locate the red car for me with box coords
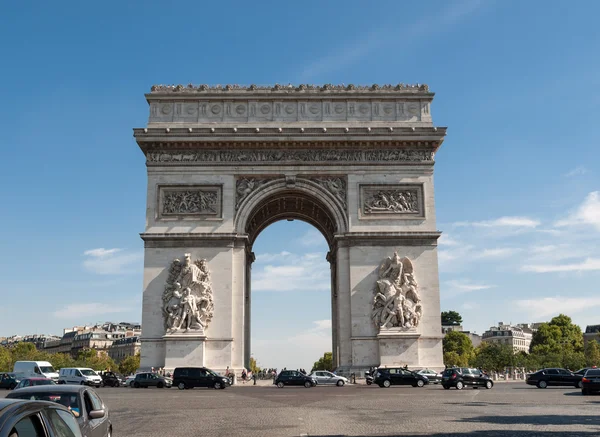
[14,377,56,390]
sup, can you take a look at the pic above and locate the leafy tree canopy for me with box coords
[441,311,463,326]
[443,331,473,357]
[530,314,583,354]
[311,352,333,372]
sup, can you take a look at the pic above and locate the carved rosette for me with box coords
[162,254,215,335]
[147,149,435,165]
[371,253,422,332]
[309,177,347,209]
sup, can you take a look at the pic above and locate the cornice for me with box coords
[334,231,442,247]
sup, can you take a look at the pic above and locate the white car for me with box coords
[309,371,349,386]
[415,368,442,384]
[125,375,137,387]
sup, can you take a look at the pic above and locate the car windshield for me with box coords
[40,366,55,373]
[585,369,600,376]
[80,369,97,376]
[10,392,82,415]
[206,369,219,377]
[34,379,55,386]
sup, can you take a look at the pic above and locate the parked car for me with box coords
[415,368,442,384]
[58,368,102,388]
[98,371,122,387]
[441,368,494,390]
[374,367,429,388]
[173,367,230,390]
[0,373,20,390]
[132,373,172,388]
[275,370,316,388]
[7,384,112,437]
[575,367,597,376]
[525,368,583,389]
[15,378,56,390]
[13,361,59,382]
[125,375,137,387]
[0,398,83,437]
[581,368,600,395]
[308,370,349,386]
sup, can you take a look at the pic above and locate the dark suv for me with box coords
[99,371,121,387]
[374,368,429,388]
[442,368,494,390]
[275,370,316,388]
[526,368,583,389]
[173,367,230,390]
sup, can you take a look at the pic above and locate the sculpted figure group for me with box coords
[372,252,423,330]
[162,254,214,334]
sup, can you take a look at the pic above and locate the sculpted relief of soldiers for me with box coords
[372,252,422,331]
[162,254,214,335]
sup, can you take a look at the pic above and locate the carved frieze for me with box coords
[236,178,277,210]
[360,184,424,219]
[147,149,435,165]
[150,83,430,92]
[309,177,347,209]
[158,186,221,218]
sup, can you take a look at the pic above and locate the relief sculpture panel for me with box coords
[158,185,222,219]
[360,184,424,219]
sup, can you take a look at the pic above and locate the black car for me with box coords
[581,368,600,395]
[275,370,316,388]
[133,373,172,389]
[0,373,19,390]
[6,385,112,437]
[98,371,121,387]
[441,368,494,390]
[173,367,230,390]
[0,398,83,437]
[374,368,429,388]
[525,368,583,389]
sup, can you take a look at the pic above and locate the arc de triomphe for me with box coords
[134,84,446,373]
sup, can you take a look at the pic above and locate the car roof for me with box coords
[23,378,52,381]
[7,385,88,396]
[0,399,71,429]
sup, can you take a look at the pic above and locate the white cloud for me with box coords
[445,280,496,293]
[255,251,292,263]
[521,257,600,273]
[564,166,588,177]
[312,319,332,330]
[462,302,480,311]
[83,248,122,257]
[531,245,558,254]
[297,229,328,248]
[53,303,129,319]
[516,297,600,318]
[555,192,600,231]
[252,252,330,292]
[476,248,521,259]
[83,248,143,275]
[454,216,540,229]
[438,234,460,246]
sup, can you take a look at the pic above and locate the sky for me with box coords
[0,0,599,371]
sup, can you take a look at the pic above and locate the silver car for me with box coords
[7,384,112,437]
[309,371,349,386]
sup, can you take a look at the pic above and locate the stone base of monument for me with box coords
[377,328,421,367]
[162,333,206,369]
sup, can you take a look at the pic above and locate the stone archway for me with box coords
[135,83,447,374]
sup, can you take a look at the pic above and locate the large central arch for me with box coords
[136,83,446,374]
[235,178,348,368]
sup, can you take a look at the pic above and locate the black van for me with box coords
[173,367,230,390]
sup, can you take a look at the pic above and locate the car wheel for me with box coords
[577,381,583,389]
[416,380,425,388]
[107,427,112,437]
[382,379,391,388]
[114,381,119,388]
[134,382,140,388]
[366,381,372,385]
[336,380,345,387]
[178,382,186,390]
[9,383,15,390]
[157,382,164,389]
[304,381,312,388]
[277,382,284,388]
[456,381,464,390]
[443,385,450,390]
[214,381,222,389]
[485,381,493,389]
[538,380,547,389]
[100,381,105,388]
[80,381,85,385]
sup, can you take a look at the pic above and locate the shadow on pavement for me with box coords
[308,432,599,437]
[459,414,600,426]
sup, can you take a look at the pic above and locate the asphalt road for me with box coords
[5,381,600,436]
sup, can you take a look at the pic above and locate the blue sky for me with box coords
[1,1,599,371]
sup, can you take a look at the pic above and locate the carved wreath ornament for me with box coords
[162,254,214,335]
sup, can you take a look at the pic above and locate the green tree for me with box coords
[11,342,39,362]
[47,353,76,371]
[441,311,463,326]
[75,349,116,371]
[249,357,260,374]
[530,314,583,354]
[118,353,140,376]
[444,351,468,367]
[0,347,12,372]
[584,340,600,367]
[311,352,333,371]
[443,331,474,357]
[470,342,515,372]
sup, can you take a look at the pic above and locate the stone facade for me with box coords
[482,323,533,353]
[108,336,141,362]
[135,84,447,372]
[584,325,600,347]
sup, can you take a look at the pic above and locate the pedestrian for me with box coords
[253,372,257,386]
[241,368,247,383]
